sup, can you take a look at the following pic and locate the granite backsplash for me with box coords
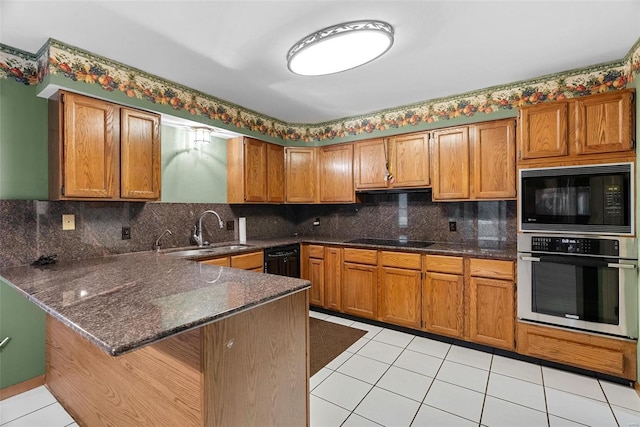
[0,193,516,268]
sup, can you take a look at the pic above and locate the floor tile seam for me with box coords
[310,393,358,416]
[543,383,608,403]
[478,354,493,426]
[350,350,395,369]
[0,401,57,426]
[416,402,482,426]
[416,342,452,407]
[370,336,412,350]
[340,412,383,427]
[351,388,423,427]
[443,356,491,372]
[611,403,640,415]
[547,414,590,426]
[484,393,550,415]
[597,380,622,427]
[488,368,544,387]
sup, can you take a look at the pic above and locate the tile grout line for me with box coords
[0,401,58,426]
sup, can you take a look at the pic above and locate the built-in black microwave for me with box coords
[520,162,634,235]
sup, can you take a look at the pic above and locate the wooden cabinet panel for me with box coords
[391,133,430,188]
[422,272,464,339]
[575,90,634,155]
[519,102,568,160]
[431,127,470,200]
[285,147,317,203]
[469,258,514,281]
[379,267,421,328]
[319,144,354,202]
[307,245,324,259]
[517,322,637,380]
[308,258,325,307]
[230,251,264,270]
[342,262,377,319]
[266,143,285,203]
[473,120,516,199]
[324,247,342,311]
[353,138,388,190]
[424,255,463,275]
[243,138,268,202]
[120,108,160,199]
[201,257,231,267]
[380,251,421,270]
[59,92,117,198]
[343,248,377,265]
[468,277,515,351]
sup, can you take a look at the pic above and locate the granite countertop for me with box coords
[0,251,310,356]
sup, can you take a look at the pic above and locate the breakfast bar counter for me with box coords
[0,251,311,426]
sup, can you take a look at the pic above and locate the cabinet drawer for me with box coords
[200,257,230,267]
[343,248,377,265]
[307,245,324,259]
[381,251,421,270]
[517,322,636,380]
[469,258,514,280]
[424,255,463,275]
[231,251,264,270]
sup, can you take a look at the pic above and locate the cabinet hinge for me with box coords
[60,93,65,103]
[61,186,65,196]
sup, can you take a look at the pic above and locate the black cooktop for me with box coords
[346,238,435,249]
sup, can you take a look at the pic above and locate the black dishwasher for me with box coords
[264,244,300,278]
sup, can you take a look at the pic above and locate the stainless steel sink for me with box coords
[165,244,253,258]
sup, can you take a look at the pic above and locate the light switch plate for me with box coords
[62,214,75,230]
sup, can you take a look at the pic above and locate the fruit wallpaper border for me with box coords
[1,37,640,144]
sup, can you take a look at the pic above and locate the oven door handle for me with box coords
[519,255,541,262]
[607,263,637,270]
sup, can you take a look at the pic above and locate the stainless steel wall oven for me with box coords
[517,234,638,339]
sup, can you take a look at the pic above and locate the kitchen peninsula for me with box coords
[0,251,311,426]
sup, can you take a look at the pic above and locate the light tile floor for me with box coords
[2,310,640,427]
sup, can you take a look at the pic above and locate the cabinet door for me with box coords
[324,247,342,311]
[342,263,377,319]
[473,120,516,199]
[353,138,389,190]
[431,127,470,200]
[201,257,231,267]
[379,267,421,329]
[319,144,354,203]
[468,277,515,351]
[391,133,430,188]
[285,147,317,203]
[120,108,161,199]
[575,90,634,155]
[231,251,264,270]
[244,138,268,202]
[519,102,568,160]
[308,257,325,307]
[267,143,285,203]
[422,272,464,338]
[62,92,117,198]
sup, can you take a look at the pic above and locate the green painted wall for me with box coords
[0,80,48,199]
[0,280,46,389]
[161,126,227,203]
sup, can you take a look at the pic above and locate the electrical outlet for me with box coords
[62,214,75,230]
[122,226,131,240]
[313,217,320,226]
[226,221,235,231]
[449,221,457,232]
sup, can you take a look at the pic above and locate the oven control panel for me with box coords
[531,236,619,256]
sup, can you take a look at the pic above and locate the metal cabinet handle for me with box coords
[0,337,10,350]
[520,256,540,262]
[607,263,636,269]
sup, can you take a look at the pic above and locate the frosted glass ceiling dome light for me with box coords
[287,20,394,76]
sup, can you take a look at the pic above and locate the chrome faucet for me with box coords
[154,229,172,252]
[192,210,224,247]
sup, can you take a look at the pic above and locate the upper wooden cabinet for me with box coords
[318,144,355,203]
[518,89,635,165]
[431,119,515,201]
[285,147,317,203]
[227,137,284,203]
[49,90,161,201]
[353,133,430,191]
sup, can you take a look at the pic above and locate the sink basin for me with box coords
[166,244,253,258]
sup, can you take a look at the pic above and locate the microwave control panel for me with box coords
[531,236,619,256]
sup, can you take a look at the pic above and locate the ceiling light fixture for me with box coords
[192,127,212,145]
[287,20,394,76]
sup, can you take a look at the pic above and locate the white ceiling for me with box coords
[1,1,639,124]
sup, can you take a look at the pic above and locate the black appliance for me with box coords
[519,162,633,235]
[346,238,434,249]
[264,244,300,278]
[517,233,638,338]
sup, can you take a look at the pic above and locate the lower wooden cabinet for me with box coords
[324,247,342,311]
[199,251,264,271]
[302,245,325,307]
[379,251,422,329]
[422,255,464,339]
[467,258,515,351]
[517,322,637,380]
[342,249,378,319]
